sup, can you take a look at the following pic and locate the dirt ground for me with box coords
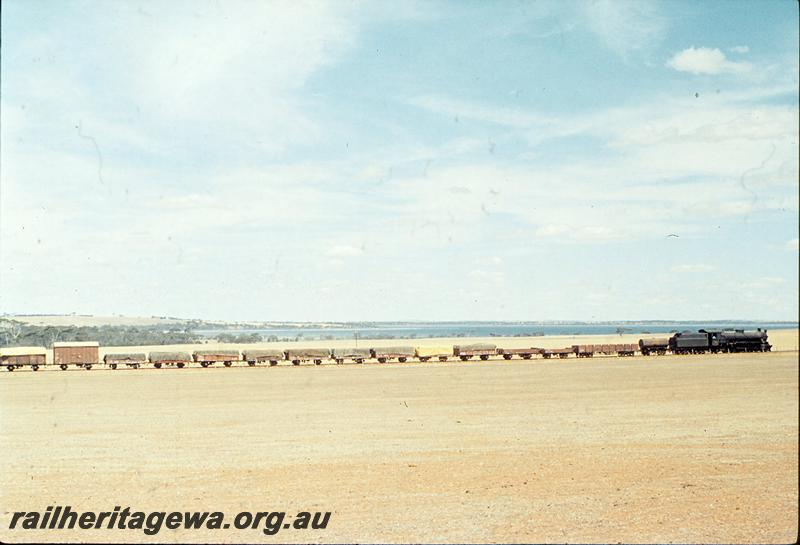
[0,343,797,543]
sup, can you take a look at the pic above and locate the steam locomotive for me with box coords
[638,328,771,356]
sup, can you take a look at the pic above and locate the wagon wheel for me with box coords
[378,357,387,364]
[270,360,278,366]
[314,359,322,365]
[224,361,232,367]
[355,358,364,364]
[60,364,68,370]
[247,361,255,366]
[154,363,162,369]
[459,355,469,361]
[398,357,407,363]
[110,364,117,370]
[439,356,448,362]
[5,366,13,372]
[84,364,92,370]
[419,357,429,362]
[503,354,512,360]
[292,360,300,366]
[177,363,185,369]
[32,364,40,371]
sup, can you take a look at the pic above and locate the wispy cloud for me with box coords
[581,0,667,57]
[667,46,752,75]
[729,45,750,54]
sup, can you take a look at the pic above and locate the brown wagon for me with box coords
[453,343,497,361]
[193,350,240,367]
[370,346,415,363]
[1,347,47,371]
[53,341,99,370]
[284,348,331,366]
[104,353,147,369]
[150,351,192,369]
[539,347,573,359]
[639,338,669,356]
[331,348,372,364]
[496,347,537,360]
[243,349,284,366]
[573,345,595,358]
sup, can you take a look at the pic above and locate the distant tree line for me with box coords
[0,319,205,348]
[0,319,270,347]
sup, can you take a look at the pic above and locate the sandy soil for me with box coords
[0,346,796,543]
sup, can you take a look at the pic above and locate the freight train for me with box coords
[0,328,774,371]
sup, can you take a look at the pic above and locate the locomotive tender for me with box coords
[0,327,774,371]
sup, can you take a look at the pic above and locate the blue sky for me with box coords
[1,0,798,321]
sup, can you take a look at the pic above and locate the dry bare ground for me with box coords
[0,333,797,543]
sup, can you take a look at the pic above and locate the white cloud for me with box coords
[670,264,716,273]
[730,45,750,54]
[667,46,752,75]
[582,0,666,56]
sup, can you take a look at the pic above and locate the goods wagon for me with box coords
[414,346,451,362]
[53,341,99,370]
[639,338,669,356]
[370,346,415,363]
[573,345,594,358]
[539,347,573,359]
[496,347,537,360]
[331,347,371,364]
[453,343,497,361]
[616,343,637,356]
[150,351,192,368]
[243,349,284,366]
[284,348,330,365]
[193,350,240,367]
[104,353,147,369]
[1,347,47,371]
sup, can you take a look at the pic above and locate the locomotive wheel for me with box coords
[224,361,232,367]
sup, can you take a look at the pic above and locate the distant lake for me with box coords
[196,322,798,341]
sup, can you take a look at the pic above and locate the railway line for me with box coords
[0,328,774,372]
